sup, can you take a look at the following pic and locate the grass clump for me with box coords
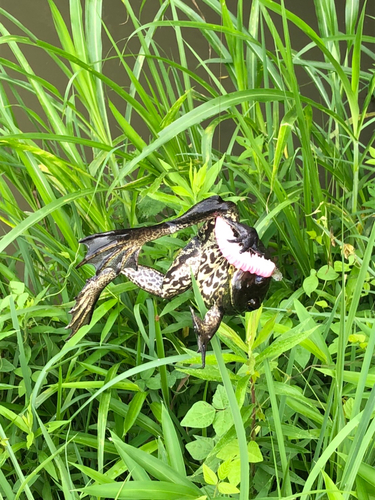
[0,0,374,498]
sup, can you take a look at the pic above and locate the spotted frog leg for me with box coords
[121,237,202,299]
[190,305,223,368]
[121,228,226,368]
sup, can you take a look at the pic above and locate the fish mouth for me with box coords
[215,216,279,279]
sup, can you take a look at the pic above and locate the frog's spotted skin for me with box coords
[122,236,202,299]
[122,220,230,305]
[68,196,280,366]
[196,221,230,306]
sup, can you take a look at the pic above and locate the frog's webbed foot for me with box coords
[67,267,118,337]
[189,305,224,368]
[67,228,145,337]
[225,219,262,255]
[77,229,144,274]
[75,196,237,276]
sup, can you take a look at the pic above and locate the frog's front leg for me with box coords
[190,304,223,368]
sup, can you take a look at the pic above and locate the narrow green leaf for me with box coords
[321,470,344,500]
[256,320,320,363]
[111,432,150,483]
[271,107,297,188]
[161,404,185,476]
[124,391,148,435]
[0,188,98,253]
[71,462,113,484]
[83,480,201,499]
[111,88,293,188]
[109,432,201,494]
[98,364,120,472]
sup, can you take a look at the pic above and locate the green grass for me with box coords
[0,0,375,498]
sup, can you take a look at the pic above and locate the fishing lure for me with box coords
[68,196,281,366]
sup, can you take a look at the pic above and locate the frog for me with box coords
[68,195,281,367]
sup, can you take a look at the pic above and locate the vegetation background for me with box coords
[0,0,374,498]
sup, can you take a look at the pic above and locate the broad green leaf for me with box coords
[185,436,214,461]
[218,482,240,494]
[317,265,339,281]
[303,270,319,297]
[203,463,217,485]
[227,459,241,487]
[216,439,240,461]
[0,359,16,373]
[248,441,263,463]
[180,401,215,428]
[218,459,231,480]
[212,385,229,410]
[213,408,233,437]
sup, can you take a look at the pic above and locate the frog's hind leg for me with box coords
[123,266,223,368]
[67,229,144,337]
[122,234,223,367]
[190,304,223,368]
[121,266,182,299]
[122,236,202,299]
[67,268,118,337]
